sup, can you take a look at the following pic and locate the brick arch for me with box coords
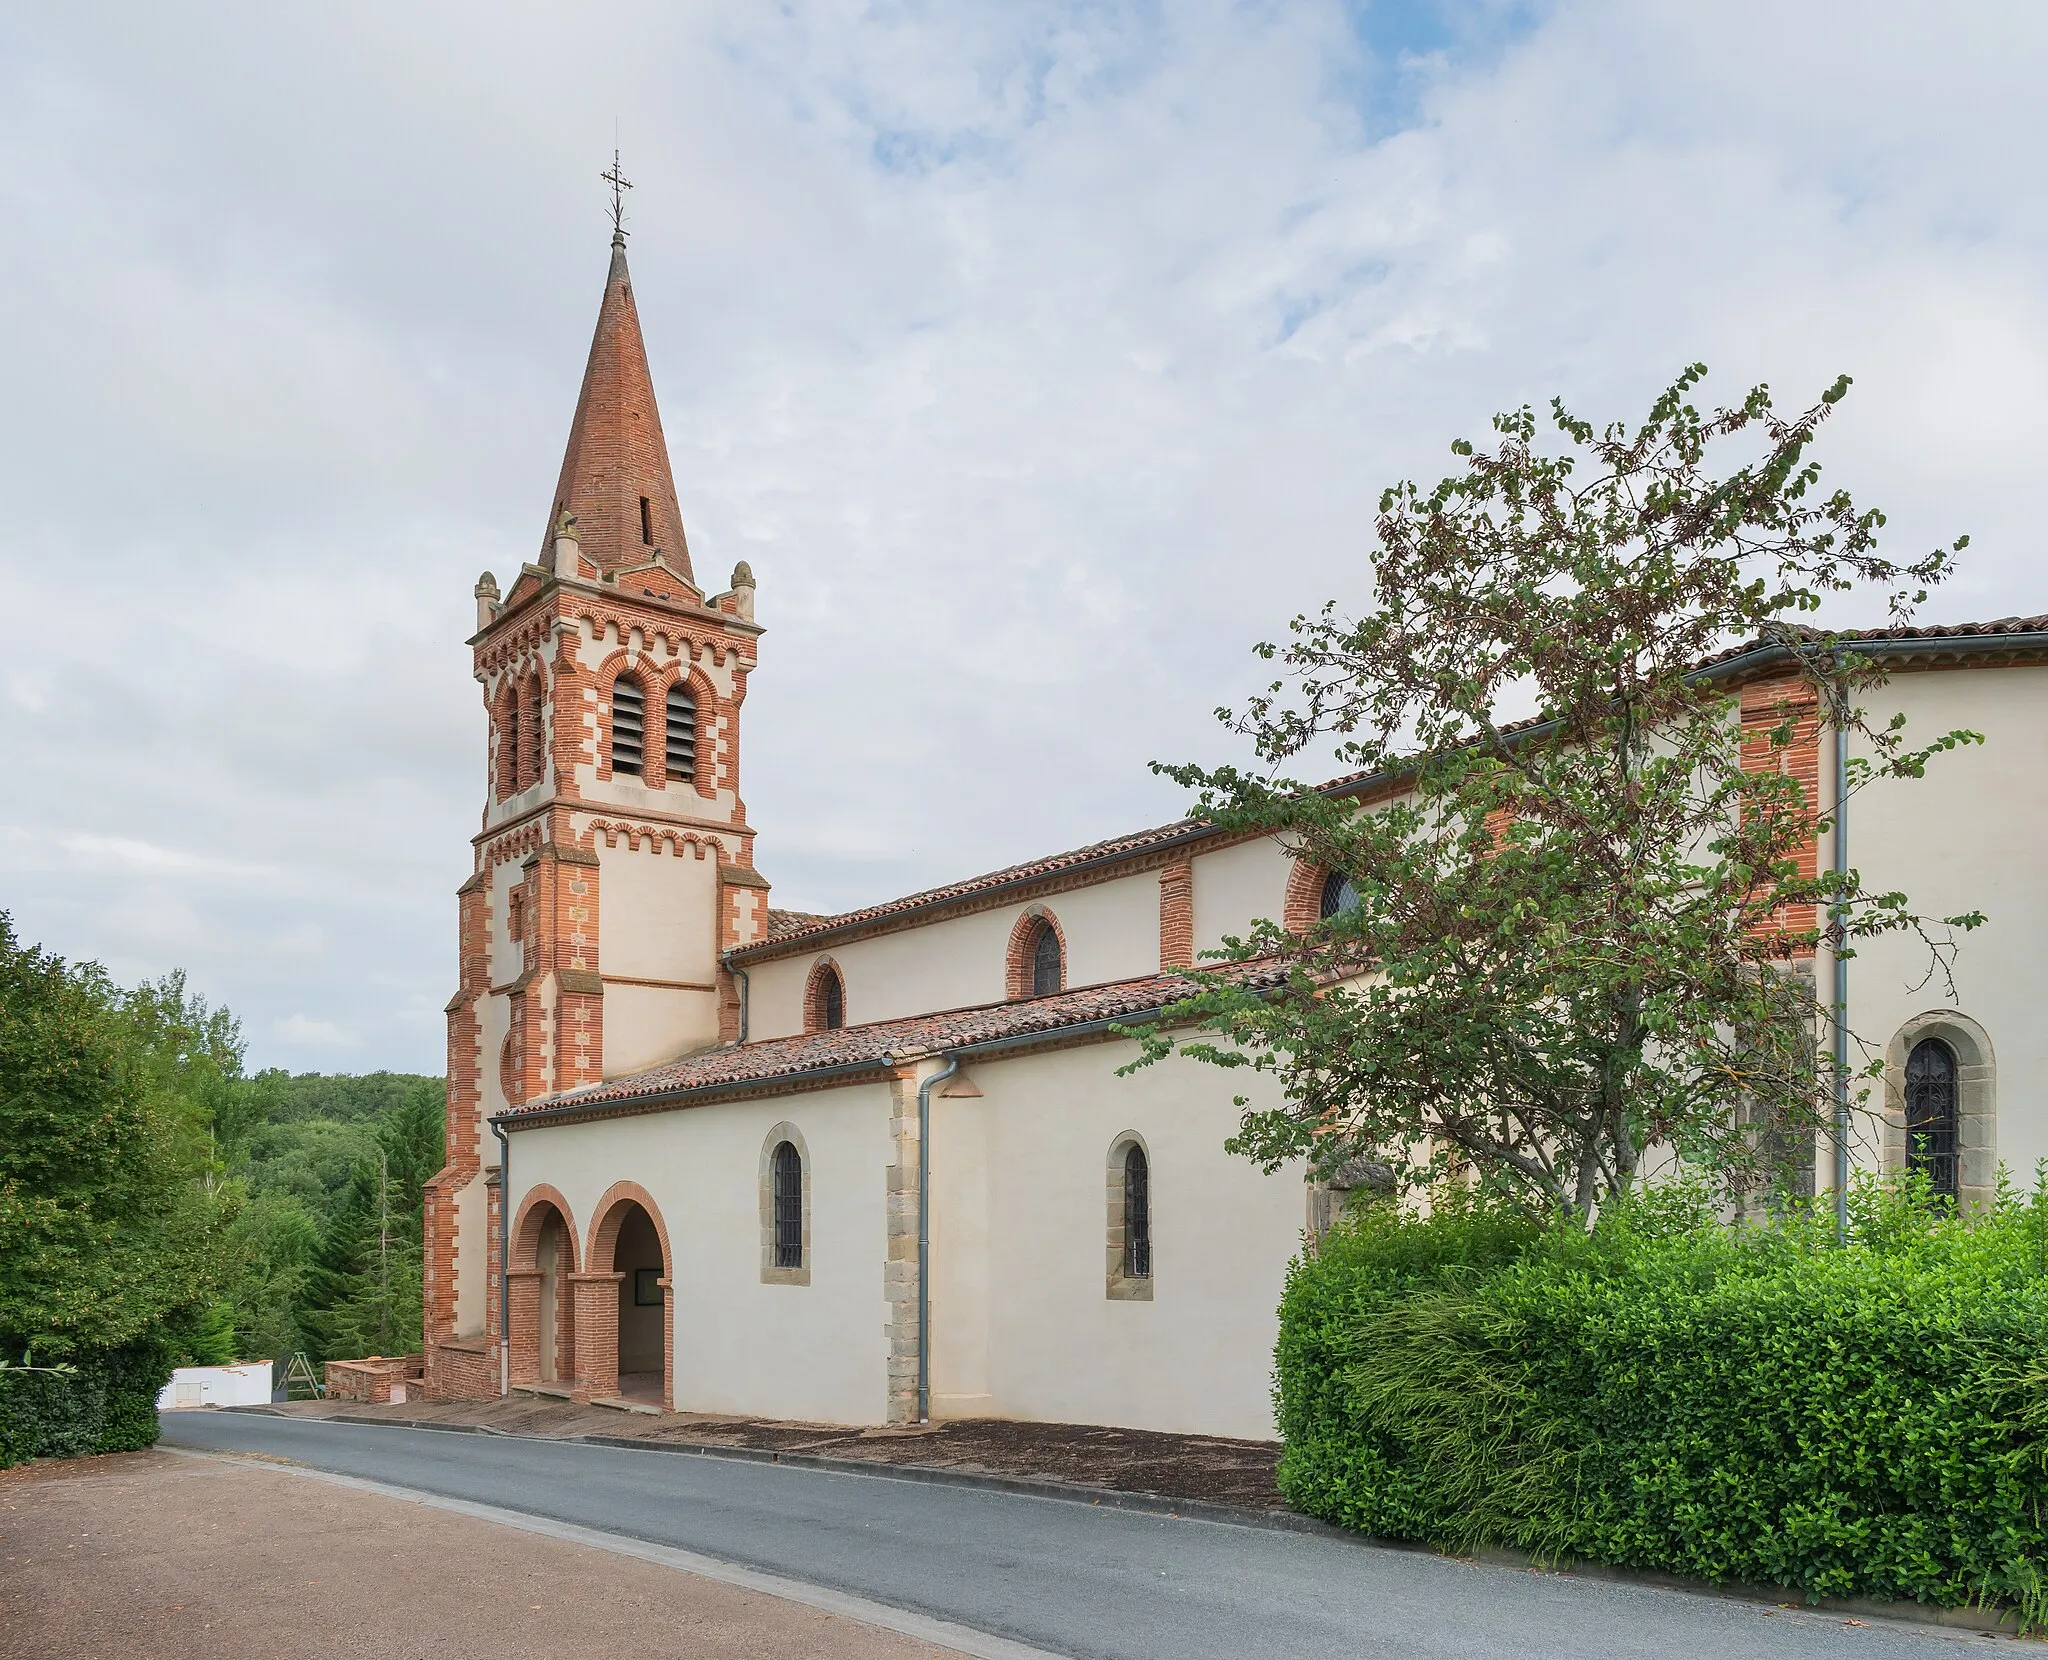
[804,956,846,1033]
[1006,905,1067,1000]
[587,1180,673,1277]
[1283,856,1329,934]
[493,677,521,802]
[507,1186,579,1390]
[666,664,719,798]
[520,668,547,792]
[511,1185,580,1273]
[578,1181,676,1410]
[593,651,657,783]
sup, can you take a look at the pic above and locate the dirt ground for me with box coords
[0,1450,970,1660]
[269,1396,1286,1510]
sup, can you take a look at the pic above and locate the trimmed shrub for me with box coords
[0,1339,172,1468]
[1277,1181,2048,1627]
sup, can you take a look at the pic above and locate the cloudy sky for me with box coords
[2,1,2041,1074]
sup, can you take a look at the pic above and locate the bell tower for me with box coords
[424,214,770,1394]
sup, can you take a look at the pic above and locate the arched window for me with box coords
[665,682,696,783]
[1320,870,1361,920]
[1122,1143,1151,1280]
[610,675,645,776]
[804,961,846,1034]
[500,693,520,799]
[771,1141,803,1269]
[525,676,546,788]
[1905,1037,1959,1204]
[1030,920,1064,997]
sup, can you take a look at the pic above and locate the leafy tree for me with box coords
[1132,368,1982,1226]
[0,915,225,1361]
[296,1080,442,1360]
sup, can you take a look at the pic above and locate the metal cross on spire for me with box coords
[602,149,633,238]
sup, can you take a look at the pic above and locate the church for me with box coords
[422,223,2048,1438]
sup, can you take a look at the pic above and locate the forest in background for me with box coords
[219,1067,444,1369]
[1,912,445,1379]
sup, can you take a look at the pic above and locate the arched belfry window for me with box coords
[1320,870,1362,920]
[500,692,520,800]
[1122,1144,1151,1279]
[1031,921,1063,997]
[524,676,546,788]
[610,675,645,776]
[771,1141,803,1269]
[665,682,697,783]
[1905,1037,1960,1204]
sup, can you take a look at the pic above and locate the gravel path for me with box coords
[0,1449,983,1660]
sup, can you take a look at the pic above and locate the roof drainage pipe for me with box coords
[916,1054,961,1424]
[491,1118,511,1398]
[721,951,750,1044]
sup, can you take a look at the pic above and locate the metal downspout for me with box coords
[491,1119,511,1397]
[916,1055,961,1424]
[1833,715,1850,1240]
[722,951,750,1044]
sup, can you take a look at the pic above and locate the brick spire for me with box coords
[545,229,693,580]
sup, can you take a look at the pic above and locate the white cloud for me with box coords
[1,0,2042,1072]
[273,1014,359,1049]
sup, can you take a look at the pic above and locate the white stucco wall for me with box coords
[596,837,722,1076]
[743,867,1179,1040]
[506,1081,896,1425]
[932,1041,1302,1440]
[1842,664,2048,1182]
[1189,836,1293,955]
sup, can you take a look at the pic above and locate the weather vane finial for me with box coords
[602,149,633,239]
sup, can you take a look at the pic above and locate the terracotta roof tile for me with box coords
[732,612,2047,960]
[509,966,1287,1119]
[736,818,1211,956]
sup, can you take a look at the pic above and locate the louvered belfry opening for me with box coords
[771,1141,803,1269]
[1030,921,1064,997]
[501,695,521,799]
[665,682,696,782]
[525,677,546,787]
[1905,1037,1960,1204]
[610,676,646,776]
[1123,1143,1152,1279]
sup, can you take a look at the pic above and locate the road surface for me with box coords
[159,1411,1993,1659]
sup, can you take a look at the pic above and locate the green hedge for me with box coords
[1277,1182,2048,1628]
[0,1339,172,1469]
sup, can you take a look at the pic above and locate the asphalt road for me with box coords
[159,1413,1992,1660]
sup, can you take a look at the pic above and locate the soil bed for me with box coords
[255,1397,1286,1510]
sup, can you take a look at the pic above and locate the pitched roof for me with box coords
[546,232,693,580]
[504,968,1287,1122]
[735,817,1215,958]
[731,611,2048,964]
